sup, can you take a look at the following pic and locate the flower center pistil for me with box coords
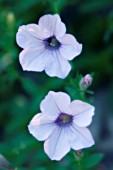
[45,36,60,48]
[56,113,73,126]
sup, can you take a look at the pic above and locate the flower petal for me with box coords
[59,34,82,60]
[70,100,95,127]
[50,91,71,113]
[54,14,66,38]
[19,48,51,72]
[45,50,71,79]
[38,14,66,38]
[16,26,41,48]
[67,124,94,150]
[44,127,70,160]
[40,91,60,117]
[28,113,56,141]
[40,91,71,116]
[25,24,50,39]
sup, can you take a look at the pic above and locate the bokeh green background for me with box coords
[0,0,113,169]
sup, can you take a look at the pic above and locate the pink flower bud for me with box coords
[79,74,93,90]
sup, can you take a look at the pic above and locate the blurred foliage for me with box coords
[0,0,113,169]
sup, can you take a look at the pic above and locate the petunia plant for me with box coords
[15,9,103,170]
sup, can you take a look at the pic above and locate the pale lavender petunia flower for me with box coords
[16,14,82,78]
[28,91,95,161]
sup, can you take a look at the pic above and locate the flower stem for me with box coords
[74,151,83,170]
[77,160,82,170]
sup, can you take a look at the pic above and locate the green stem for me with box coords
[77,160,82,170]
[74,151,83,170]
[80,90,86,101]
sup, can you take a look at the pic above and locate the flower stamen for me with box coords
[56,113,73,126]
[45,36,60,48]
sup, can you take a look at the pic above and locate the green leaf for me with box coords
[86,90,94,95]
[81,153,104,169]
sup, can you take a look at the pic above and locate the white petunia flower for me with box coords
[16,14,82,79]
[28,91,95,161]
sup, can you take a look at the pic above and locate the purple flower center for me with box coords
[45,36,61,49]
[55,113,73,126]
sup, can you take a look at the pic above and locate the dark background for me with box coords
[0,0,113,169]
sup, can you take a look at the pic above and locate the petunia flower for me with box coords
[16,14,82,79]
[28,91,95,161]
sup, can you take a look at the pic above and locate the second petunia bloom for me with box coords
[28,91,95,161]
[16,14,82,79]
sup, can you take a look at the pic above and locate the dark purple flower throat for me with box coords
[55,113,73,126]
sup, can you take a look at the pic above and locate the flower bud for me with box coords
[79,74,93,90]
[7,12,15,26]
